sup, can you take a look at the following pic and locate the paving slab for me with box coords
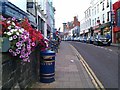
[30,41,95,89]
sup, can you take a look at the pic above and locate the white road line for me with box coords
[104,48,107,50]
[109,49,112,51]
[100,47,103,48]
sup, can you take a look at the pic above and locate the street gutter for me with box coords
[69,44,105,90]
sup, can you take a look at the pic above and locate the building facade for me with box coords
[113,0,120,43]
[46,0,56,38]
[80,0,118,43]
[80,6,91,38]
[5,0,55,38]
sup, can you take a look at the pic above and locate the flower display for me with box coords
[0,15,48,62]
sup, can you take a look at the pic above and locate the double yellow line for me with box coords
[70,44,105,90]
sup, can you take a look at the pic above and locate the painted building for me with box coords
[0,0,28,19]
[72,16,80,37]
[62,16,80,40]
[46,0,56,38]
[80,0,116,43]
[5,0,55,38]
[113,0,120,43]
[80,6,91,38]
[90,0,112,38]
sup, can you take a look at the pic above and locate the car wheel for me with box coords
[107,43,111,46]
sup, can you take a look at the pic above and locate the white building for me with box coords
[7,0,55,38]
[90,0,112,36]
[80,0,115,39]
[80,6,91,37]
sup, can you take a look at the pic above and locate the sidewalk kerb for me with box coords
[69,44,105,90]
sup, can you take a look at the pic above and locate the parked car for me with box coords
[74,37,79,41]
[82,36,87,43]
[86,36,94,44]
[93,35,111,46]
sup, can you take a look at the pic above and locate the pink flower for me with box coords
[9,49,13,53]
[32,42,35,46]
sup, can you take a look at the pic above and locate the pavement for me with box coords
[111,43,120,47]
[30,41,95,88]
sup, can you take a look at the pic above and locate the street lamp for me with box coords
[110,0,113,43]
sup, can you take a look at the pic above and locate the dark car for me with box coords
[93,35,111,46]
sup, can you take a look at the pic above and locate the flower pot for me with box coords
[0,37,10,52]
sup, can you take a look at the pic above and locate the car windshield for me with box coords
[98,35,106,39]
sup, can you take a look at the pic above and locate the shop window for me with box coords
[92,20,94,26]
[97,4,99,13]
[95,18,96,25]
[102,3,104,11]
[117,8,120,27]
[107,12,109,22]
[103,14,105,23]
[107,0,109,8]
[95,7,96,15]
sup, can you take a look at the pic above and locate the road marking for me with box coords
[100,47,103,48]
[109,49,112,51]
[104,48,107,50]
[69,44,105,90]
[70,60,74,63]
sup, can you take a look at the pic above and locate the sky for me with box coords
[53,0,91,31]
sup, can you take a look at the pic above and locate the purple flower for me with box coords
[13,52,17,56]
[12,17,16,21]
[28,51,31,55]
[23,58,28,62]
[16,42,20,47]
[20,35,25,40]
[32,42,35,46]
[19,55,23,58]
[9,49,13,53]
[15,26,20,29]
[27,59,30,62]
[16,49,20,54]
[13,35,17,39]
[25,53,29,58]
[18,47,21,49]
[27,45,31,50]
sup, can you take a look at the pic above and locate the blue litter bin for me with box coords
[40,50,56,83]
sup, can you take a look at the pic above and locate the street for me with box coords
[68,41,118,88]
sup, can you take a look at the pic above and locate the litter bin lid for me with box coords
[40,50,55,56]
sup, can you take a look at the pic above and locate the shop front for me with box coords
[99,22,111,37]
[113,27,120,43]
[93,25,101,36]
[113,0,120,43]
[1,1,28,19]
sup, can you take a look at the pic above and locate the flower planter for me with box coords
[0,37,10,52]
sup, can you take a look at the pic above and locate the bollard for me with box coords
[40,50,56,83]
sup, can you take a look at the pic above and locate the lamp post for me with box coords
[110,0,115,43]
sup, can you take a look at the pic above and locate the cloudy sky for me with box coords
[53,0,91,31]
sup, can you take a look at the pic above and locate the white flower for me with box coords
[7,26,11,29]
[9,37,13,41]
[4,32,7,34]
[18,29,22,33]
[12,22,15,26]
[16,32,20,36]
[21,28,24,32]
[7,21,11,24]
[14,29,17,32]
[7,32,12,36]
[10,29,14,33]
